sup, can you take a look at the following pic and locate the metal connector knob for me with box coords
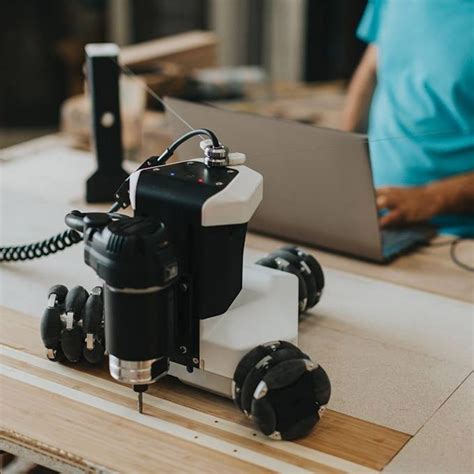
[204,145,229,167]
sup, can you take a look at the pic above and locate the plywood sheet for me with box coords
[245,248,472,434]
[245,248,473,368]
[385,374,474,474]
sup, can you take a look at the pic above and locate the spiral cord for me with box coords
[0,229,82,262]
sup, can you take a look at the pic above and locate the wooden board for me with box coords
[120,31,217,71]
[0,307,410,473]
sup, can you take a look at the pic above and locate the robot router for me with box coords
[1,44,331,440]
[38,130,331,441]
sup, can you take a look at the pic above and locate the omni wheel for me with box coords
[40,284,105,366]
[240,346,309,415]
[232,340,305,412]
[232,341,331,440]
[251,358,331,440]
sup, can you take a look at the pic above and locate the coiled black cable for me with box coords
[0,229,82,262]
[0,129,222,263]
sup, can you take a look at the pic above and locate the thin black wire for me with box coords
[449,238,474,272]
[425,238,474,272]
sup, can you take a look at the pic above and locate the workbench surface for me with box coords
[1,136,473,473]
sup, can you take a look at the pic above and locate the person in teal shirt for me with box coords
[342,0,474,236]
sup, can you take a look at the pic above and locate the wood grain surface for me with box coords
[0,307,410,473]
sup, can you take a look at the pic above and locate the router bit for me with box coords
[133,384,148,414]
[137,392,143,414]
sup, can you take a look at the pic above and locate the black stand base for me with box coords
[86,170,129,203]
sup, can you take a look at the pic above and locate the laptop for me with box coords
[164,98,436,263]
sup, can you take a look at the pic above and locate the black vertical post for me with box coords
[85,43,128,203]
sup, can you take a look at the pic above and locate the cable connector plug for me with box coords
[201,140,246,166]
[228,152,246,166]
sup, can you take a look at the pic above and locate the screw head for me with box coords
[100,112,115,128]
[192,357,199,365]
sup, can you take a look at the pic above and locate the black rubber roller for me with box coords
[282,247,325,307]
[83,341,105,364]
[250,358,331,440]
[61,326,84,363]
[40,307,63,349]
[40,306,64,362]
[232,341,304,411]
[48,284,68,305]
[65,286,89,321]
[83,287,103,335]
[83,286,105,365]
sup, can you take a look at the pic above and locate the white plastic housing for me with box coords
[201,163,262,226]
[169,263,299,396]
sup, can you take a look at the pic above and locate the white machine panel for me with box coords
[170,263,299,396]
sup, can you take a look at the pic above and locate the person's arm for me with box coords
[376,173,474,227]
[341,45,378,133]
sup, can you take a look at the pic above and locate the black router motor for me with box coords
[81,214,179,384]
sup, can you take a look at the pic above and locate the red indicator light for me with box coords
[197,178,204,184]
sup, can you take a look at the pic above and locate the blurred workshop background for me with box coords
[0,0,367,155]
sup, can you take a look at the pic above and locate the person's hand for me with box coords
[376,186,442,227]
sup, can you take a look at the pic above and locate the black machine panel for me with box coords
[135,161,246,320]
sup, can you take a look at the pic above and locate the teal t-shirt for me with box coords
[358,0,474,236]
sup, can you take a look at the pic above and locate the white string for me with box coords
[113,60,203,138]
[112,58,472,153]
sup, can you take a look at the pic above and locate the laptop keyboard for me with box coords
[382,227,435,260]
